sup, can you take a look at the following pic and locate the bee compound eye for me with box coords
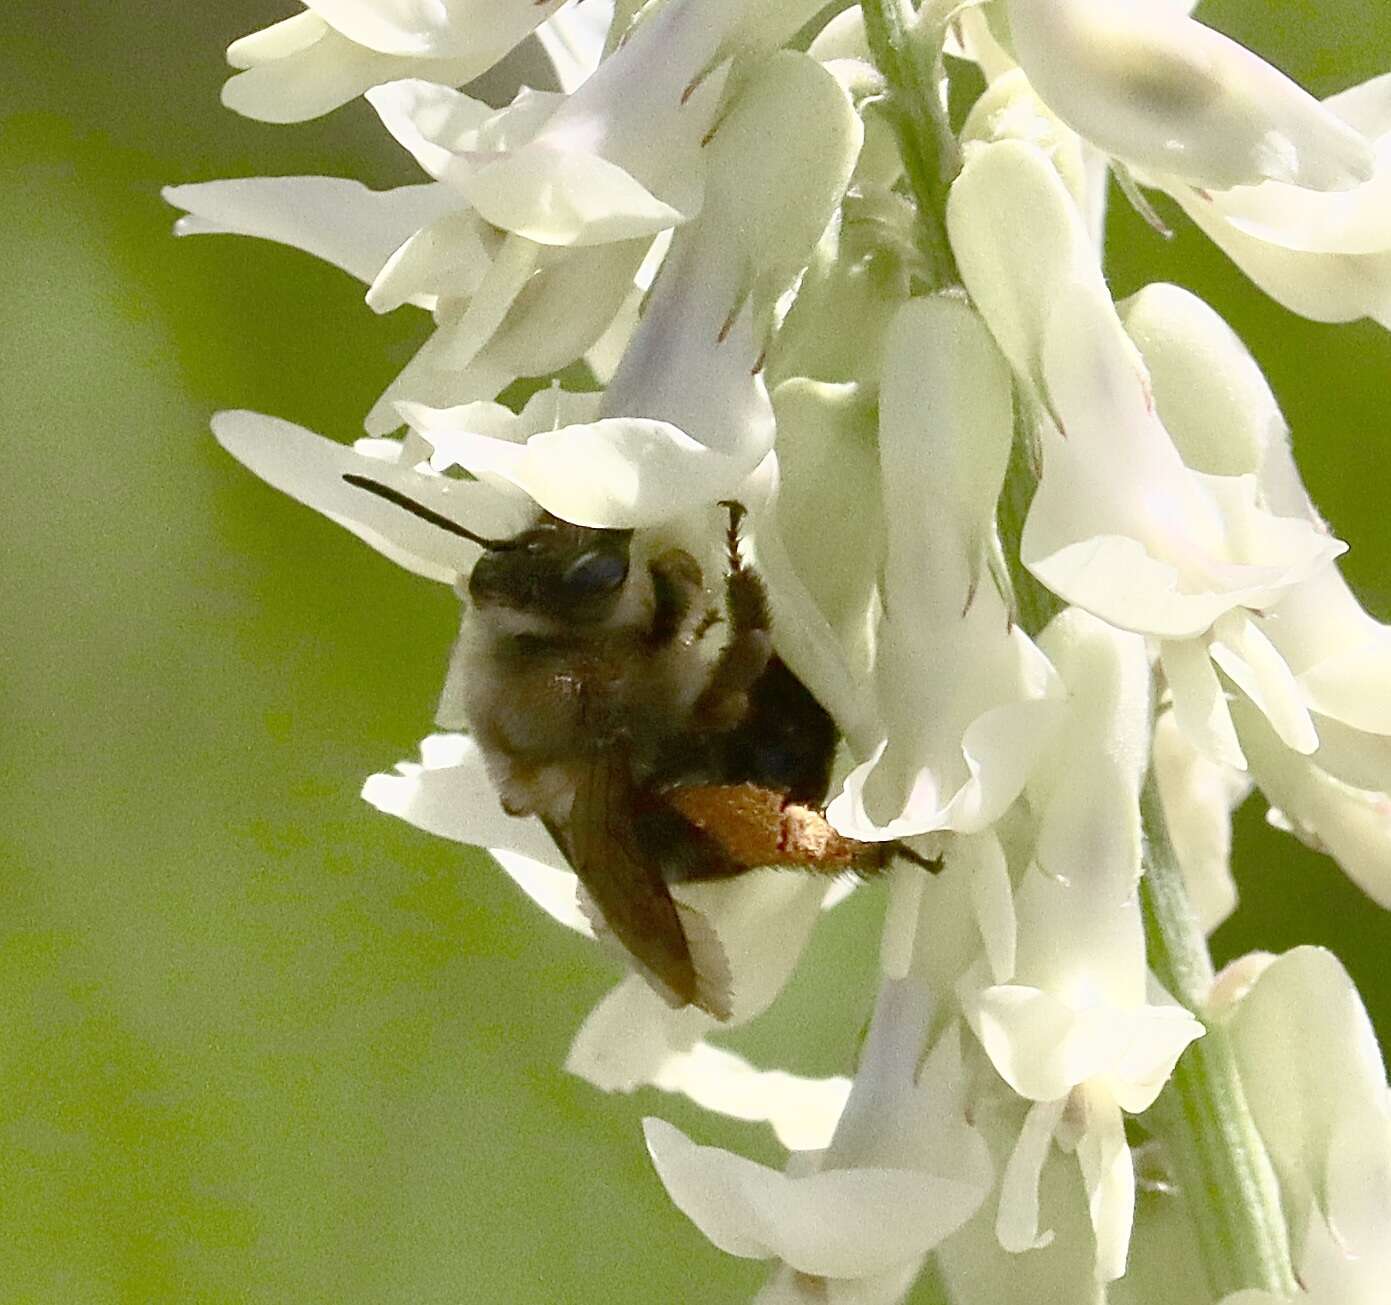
[562,549,629,598]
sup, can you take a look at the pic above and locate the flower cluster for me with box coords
[173,0,1391,1299]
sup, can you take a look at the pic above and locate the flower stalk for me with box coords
[1139,780,1298,1300]
[858,0,958,287]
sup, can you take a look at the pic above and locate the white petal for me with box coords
[1235,700,1391,907]
[1025,282,1342,638]
[227,12,327,69]
[827,296,1063,839]
[1161,637,1247,771]
[366,79,506,187]
[769,379,882,678]
[947,138,1097,396]
[1226,944,1390,1233]
[210,409,520,581]
[1262,563,1391,736]
[1152,710,1249,933]
[306,0,563,61]
[164,177,461,290]
[565,973,711,1090]
[696,51,863,322]
[1075,1088,1134,1281]
[1200,74,1391,256]
[418,415,760,528]
[1119,281,1283,478]
[654,1044,851,1152]
[1167,186,1391,328]
[643,1119,989,1276]
[1210,611,1318,755]
[996,1097,1067,1252]
[1006,0,1373,190]
[1032,608,1151,899]
[964,830,1017,985]
[465,145,688,246]
[222,25,480,124]
[535,1,613,93]
[365,208,496,313]
[461,0,739,242]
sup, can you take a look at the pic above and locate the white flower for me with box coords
[221,0,572,123]
[1121,281,1391,903]
[827,295,1065,841]
[948,140,1344,776]
[1002,0,1373,192]
[644,980,991,1284]
[963,610,1204,1281]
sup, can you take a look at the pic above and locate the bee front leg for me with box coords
[647,548,704,649]
[692,502,773,732]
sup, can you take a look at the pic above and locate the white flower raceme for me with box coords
[1217,947,1391,1305]
[1120,281,1391,905]
[827,295,1065,841]
[1001,0,1373,193]
[646,978,992,1290]
[948,139,1345,777]
[221,0,572,123]
[963,609,1204,1282]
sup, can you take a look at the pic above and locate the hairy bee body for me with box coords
[343,475,862,1020]
[437,508,842,1017]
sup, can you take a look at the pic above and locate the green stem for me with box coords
[997,411,1062,637]
[1140,780,1297,1300]
[859,0,959,287]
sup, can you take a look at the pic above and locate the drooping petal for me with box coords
[359,733,585,930]
[996,1096,1067,1252]
[1152,710,1249,933]
[164,177,461,293]
[669,870,830,1026]
[210,410,524,582]
[1005,0,1373,191]
[1167,186,1391,329]
[1234,700,1391,908]
[1075,1087,1134,1281]
[643,1118,989,1278]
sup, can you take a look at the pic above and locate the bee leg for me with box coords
[692,501,773,732]
[647,548,704,649]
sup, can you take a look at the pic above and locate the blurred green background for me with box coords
[2,1,1389,1301]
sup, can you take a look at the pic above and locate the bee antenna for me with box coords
[342,474,516,550]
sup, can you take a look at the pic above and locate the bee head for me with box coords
[469,519,634,627]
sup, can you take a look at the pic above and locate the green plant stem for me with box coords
[1140,780,1297,1300]
[859,0,958,287]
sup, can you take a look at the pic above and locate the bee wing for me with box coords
[548,755,732,1021]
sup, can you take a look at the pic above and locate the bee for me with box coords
[344,475,921,1019]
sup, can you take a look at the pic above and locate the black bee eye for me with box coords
[563,550,629,597]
